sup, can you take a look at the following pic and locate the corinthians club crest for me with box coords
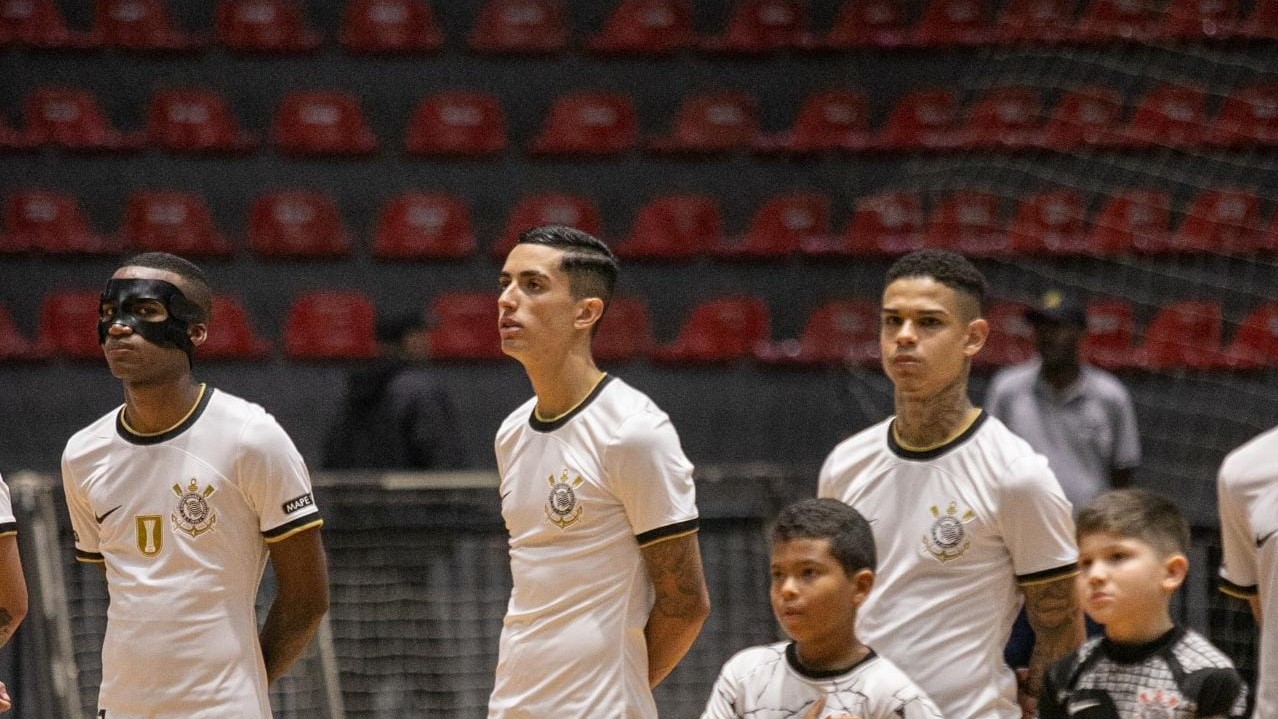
[172,478,217,538]
[545,469,584,529]
[923,501,975,562]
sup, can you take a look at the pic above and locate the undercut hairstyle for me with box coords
[885,249,988,319]
[516,225,618,307]
[119,251,213,321]
[1077,488,1190,558]
[771,498,877,575]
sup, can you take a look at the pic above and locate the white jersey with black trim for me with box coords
[1217,424,1278,719]
[0,473,15,537]
[818,411,1078,719]
[61,386,322,719]
[700,641,943,719]
[488,375,698,719]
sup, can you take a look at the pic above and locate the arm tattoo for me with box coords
[1025,577,1083,697]
[646,537,703,618]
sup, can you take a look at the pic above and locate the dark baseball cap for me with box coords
[1025,289,1087,326]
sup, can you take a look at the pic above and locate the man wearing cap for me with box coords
[985,288,1142,669]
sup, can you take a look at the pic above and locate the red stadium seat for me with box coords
[1086,189,1171,256]
[754,298,879,367]
[648,91,760,154]
[37,289,105,360]
[1074,0,1161,42]
[490,193,603,260]
[1081,298,1136,370]
[975,301,1035,368]
[613,194,722,261]
[964,87,1047,150]
[1041,86,1126,150]
[284,290,379,360]
[146,87,257,154]
[1133,300,1226,371]
[924,191,1009,257]
[372,192,476,260]
[715,192,829,259]
[592,296,655,363]
[404,91,507,157]
[1205,85,1278,148]
[215,0,322,53]
[427,291,504,361]
[247,190,351,258]
[699,0,814,54]
[1221,303,1278,370]
[1169,188,1268,255]
[0,303,40,361]
[808,190,926,257]
[93,0,206,51]
[1160,0,1240,39]
[1239,0,1278,39]
[875,88,965,151]
[823,0,912,49]
[200,294,270,360]
[5,189,121,255]
[273,90,378,156]
[996,0,1076,44]
[340,0,442,55]
[467,0,568,54]
[912,0,995,46]
[0,0,99,48]
[585,0,694,55]
[651,295,771,365]
[1122,84,1208,149]
[23,87,145,152]
[120,190,233,258]
[1008,189,1089,256]
[529,92,637,156]
[754,89,873,154]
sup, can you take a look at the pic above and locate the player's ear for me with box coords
[850,568,875,606]
[963,317,989,359]
[189,321,208,348]
[1162,553,1188,592]
[574,297,605,332]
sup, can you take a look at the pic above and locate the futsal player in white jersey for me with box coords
[818,249,1083,719]
[490,225,710,718]
[0,472,28,714]
[701,498,941,719]
[61,252,329,719]
[1217,424,1278,718]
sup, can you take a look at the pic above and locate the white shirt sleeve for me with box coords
[61,450,101,559]
[1001,453,1079,579]
[604,408,697,542]
[1217,458,1257,593]
[234,411,322,539]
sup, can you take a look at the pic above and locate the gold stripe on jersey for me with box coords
[263,517,323,544]
[119,383,208,437]
[76,548,106,563]
[1017,562,1079,587]
[1219,577,1258,599]
[0,522,16,537]
[636,518,699,548]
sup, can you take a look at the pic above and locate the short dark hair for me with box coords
[516,225,618,306]
[885,249,987,317]
[1077,488,1190,557]
[771,498,876,574]
[119,251,213,321]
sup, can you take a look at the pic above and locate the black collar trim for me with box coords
[785,642,877,679]
[528,375,615,432]
[116,386,214,445]
[1101,626,1183,664]
[888,410,988,461]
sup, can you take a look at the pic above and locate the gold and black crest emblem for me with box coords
[922,501,975,562]
[544,469,584,529]
[172,478,217,538]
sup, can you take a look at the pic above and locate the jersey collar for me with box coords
[116,384,214,445]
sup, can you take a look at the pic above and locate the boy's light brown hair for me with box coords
[1076,488,1190,558]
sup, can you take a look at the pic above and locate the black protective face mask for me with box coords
[98,278,206,361]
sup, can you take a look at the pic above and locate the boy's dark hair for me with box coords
[1077,488,1190,557]
[516,225,618,307]
[885,249,987,318]
[120,251,213,320]
[771,498,876,574]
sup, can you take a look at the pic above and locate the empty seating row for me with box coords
[2,0,1274,55]
[5,186,1276,260]
[7,290,1277,373]
[5,83,1276,156]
